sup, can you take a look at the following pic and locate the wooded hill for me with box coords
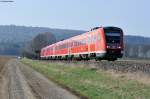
[0,25,150,58]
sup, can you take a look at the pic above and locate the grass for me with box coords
[21,59,150,99]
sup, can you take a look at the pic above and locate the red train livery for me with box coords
[40,26,124,61]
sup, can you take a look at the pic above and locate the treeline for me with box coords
[0,42,24,55]
[0,25,83,43]
[124,44,150,59]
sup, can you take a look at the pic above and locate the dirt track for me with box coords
[0,57,79,99]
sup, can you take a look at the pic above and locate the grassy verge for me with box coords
[21,59,150,99]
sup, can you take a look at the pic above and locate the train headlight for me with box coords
[118,46,121,48]
[107,46,110,48]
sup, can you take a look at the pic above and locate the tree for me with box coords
[22,32,56,59]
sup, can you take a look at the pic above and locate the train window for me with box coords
[91,36,94,43]
[68,42,70,48]
[66,43,68,48]
[81,39,83,45]
[84,39,86,45]
[105,33,120,44]
[72,42,74,47]
[92,35,95,43]
[81,40,83,45]
[83,39,84,45]
[90,37,92,43]
[74,42,76,46]
[98,33,101,41]
[82,39,84,45]
[94,35,97,42]
[68,43,70,48]
[88,36,91,44]
[65,43,66,48]
[85,39,86,45]
[70,42,72,47]
[78,40,80,46]
[79,40,80,44]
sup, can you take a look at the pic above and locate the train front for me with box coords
[104,27,124,60]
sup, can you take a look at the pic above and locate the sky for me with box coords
[0,0,150,37]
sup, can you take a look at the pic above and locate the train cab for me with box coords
[103,27,124,60]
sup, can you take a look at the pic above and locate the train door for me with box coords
[53,46,55,58]
[87,34,91,54]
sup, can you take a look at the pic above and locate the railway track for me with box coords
[41,59,150,75]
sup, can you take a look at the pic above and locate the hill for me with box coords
[125,35,150,45]
[0,25,84,43]
[0,25,84,55]
[0,25,150,58]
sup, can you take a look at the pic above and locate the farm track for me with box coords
[0,56,150,99]
[43,59,150,74]
[0,57,79,99]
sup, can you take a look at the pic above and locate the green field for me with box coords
[22,59,150,99]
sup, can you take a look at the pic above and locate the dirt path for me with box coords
[0,56,13,99]
[0,58,79,99]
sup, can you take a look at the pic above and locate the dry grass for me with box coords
[104,70,150,85]
[0,56,13,72]
[22,59,150,99]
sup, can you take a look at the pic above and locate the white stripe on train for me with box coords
[41,51,106,58]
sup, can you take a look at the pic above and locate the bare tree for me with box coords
[22,32,56,59]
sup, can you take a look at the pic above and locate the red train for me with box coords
[40,26,124,61]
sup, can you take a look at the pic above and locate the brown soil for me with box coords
[0,57,79,99]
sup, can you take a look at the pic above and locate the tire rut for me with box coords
[0,57,80,99]
[17,60,79,99]
[7,60,36,99]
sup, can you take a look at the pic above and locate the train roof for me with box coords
[103,26,122,30]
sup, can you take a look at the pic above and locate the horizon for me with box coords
[1,24,150,38]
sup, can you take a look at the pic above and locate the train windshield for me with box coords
[104,27,122,44]
[105,33,121,43]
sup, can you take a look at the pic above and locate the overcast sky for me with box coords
[0,0,150,36]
